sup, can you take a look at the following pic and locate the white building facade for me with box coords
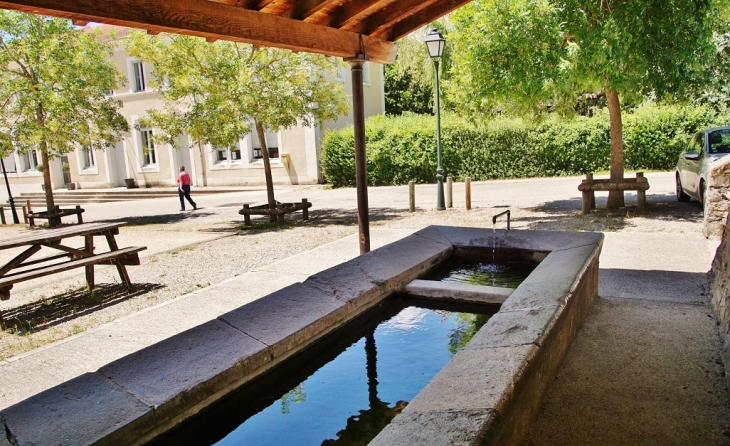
[2,25,385,193]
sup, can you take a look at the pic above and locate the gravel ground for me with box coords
[0,173,707,360]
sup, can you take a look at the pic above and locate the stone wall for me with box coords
[704,157,730,238]
[708,211,730,385]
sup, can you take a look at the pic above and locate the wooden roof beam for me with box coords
[376,0,474,41]
[0,0,397,63]
[315,0,389,28]
[280,0,335,21]
[345,0,436,35]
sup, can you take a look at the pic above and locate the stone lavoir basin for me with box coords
[0,226,602,445]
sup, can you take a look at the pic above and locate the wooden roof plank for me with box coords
[315,0,389,28]
[0,0,397,63]
[281,0,334,20]
[377,0,473,41]
[345,0,435,35]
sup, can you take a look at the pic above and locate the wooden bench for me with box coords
[0,222,146,329]
[239,198,312,225]
[578,172,650,215]
[25,205,85,227]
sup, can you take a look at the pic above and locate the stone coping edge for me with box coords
[0,227,603,446]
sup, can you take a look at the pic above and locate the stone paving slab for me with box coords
[599,268,707,303]
[525,297,730,445]
[3,372,153,446]
[100,320,267,424]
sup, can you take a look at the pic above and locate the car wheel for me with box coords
[676,173,690,202]
[700,180,707,209]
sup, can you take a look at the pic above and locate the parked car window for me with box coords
[708,129,730,154]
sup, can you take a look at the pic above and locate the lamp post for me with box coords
[0,158,19,224]
[425,29,446,211]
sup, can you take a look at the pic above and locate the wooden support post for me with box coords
[0,207,6,225]
[447,176,453,208]
[76,205,83,224]
[302,198,309,220]
[243,204,251,226]
[465,177,472,211]
[409,181,415,212]
[347,55,370,255]
[21,205,27,224]
[26,200,31,214]
[276,204,285,223]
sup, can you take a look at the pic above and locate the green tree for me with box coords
[385,22,453,115]
[450,0,721,208]
[0,13,128,224]
[126,32,349,219]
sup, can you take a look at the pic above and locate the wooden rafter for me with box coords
[314,0,389,28]
[281,0,334,20]
[375,0,473,40]
[0,0,398,63]
[345,0,437,35]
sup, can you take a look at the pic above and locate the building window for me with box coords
[19,150,38,172]
[81,144,95,169]
[333,57,345,82]
[363,62,370,85]
[215,143,243,164]
[132,61,146,92]
[251,130,280,160]
[139,128,157,165]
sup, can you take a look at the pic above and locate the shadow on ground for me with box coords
[522,192,703,232]
[2,282,163,334]
[205,207,410,235]
[98,212,216,226]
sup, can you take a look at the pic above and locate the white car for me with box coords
[676,126,730,206]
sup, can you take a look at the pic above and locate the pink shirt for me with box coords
[177,171,191,187]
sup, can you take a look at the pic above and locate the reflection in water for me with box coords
[322,334,407,445]
[428,259,535,288]
[153,301,493,446]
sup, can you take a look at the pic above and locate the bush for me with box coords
[321,104,723,187]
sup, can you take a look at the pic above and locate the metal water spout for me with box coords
[492,210,511,230]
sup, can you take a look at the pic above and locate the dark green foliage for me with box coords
[321,106,724,187]
[384,64,434,116]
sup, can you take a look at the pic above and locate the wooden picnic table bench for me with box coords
[0,222,146,329]
[578,172,650,215]
[24,204,85,227]
[239,198,312,225]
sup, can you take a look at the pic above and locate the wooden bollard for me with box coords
[465,177,472,210]
[447,176,453,208]
[409,181,415,212]
[0,207,5,225]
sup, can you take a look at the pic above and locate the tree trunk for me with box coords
[606,88,625,209]
[197,141,207,186]
[40,141,59,227]
[255,121,277,222]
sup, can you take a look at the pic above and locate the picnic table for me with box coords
[0,222,146,329]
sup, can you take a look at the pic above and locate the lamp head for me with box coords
[424,29,446,59]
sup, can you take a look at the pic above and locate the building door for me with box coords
[60,155,71,185]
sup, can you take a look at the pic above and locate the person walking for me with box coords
[177,166,196,211]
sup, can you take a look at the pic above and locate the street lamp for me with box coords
[425,29,446,211]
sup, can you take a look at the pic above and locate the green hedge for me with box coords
[320,105,725,187]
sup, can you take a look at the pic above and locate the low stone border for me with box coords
[0,226,602,445]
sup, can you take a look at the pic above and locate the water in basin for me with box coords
[152,298,495,446]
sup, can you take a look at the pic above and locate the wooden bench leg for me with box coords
[637,189,646,212]
[243,205,251,226]
[77,205,83,224]
[85,235,94,291]
[582,191,592,215]
[302,198,309,220]
[0,309,4,331]
[590,191,596,209]
[105,233,132,292]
